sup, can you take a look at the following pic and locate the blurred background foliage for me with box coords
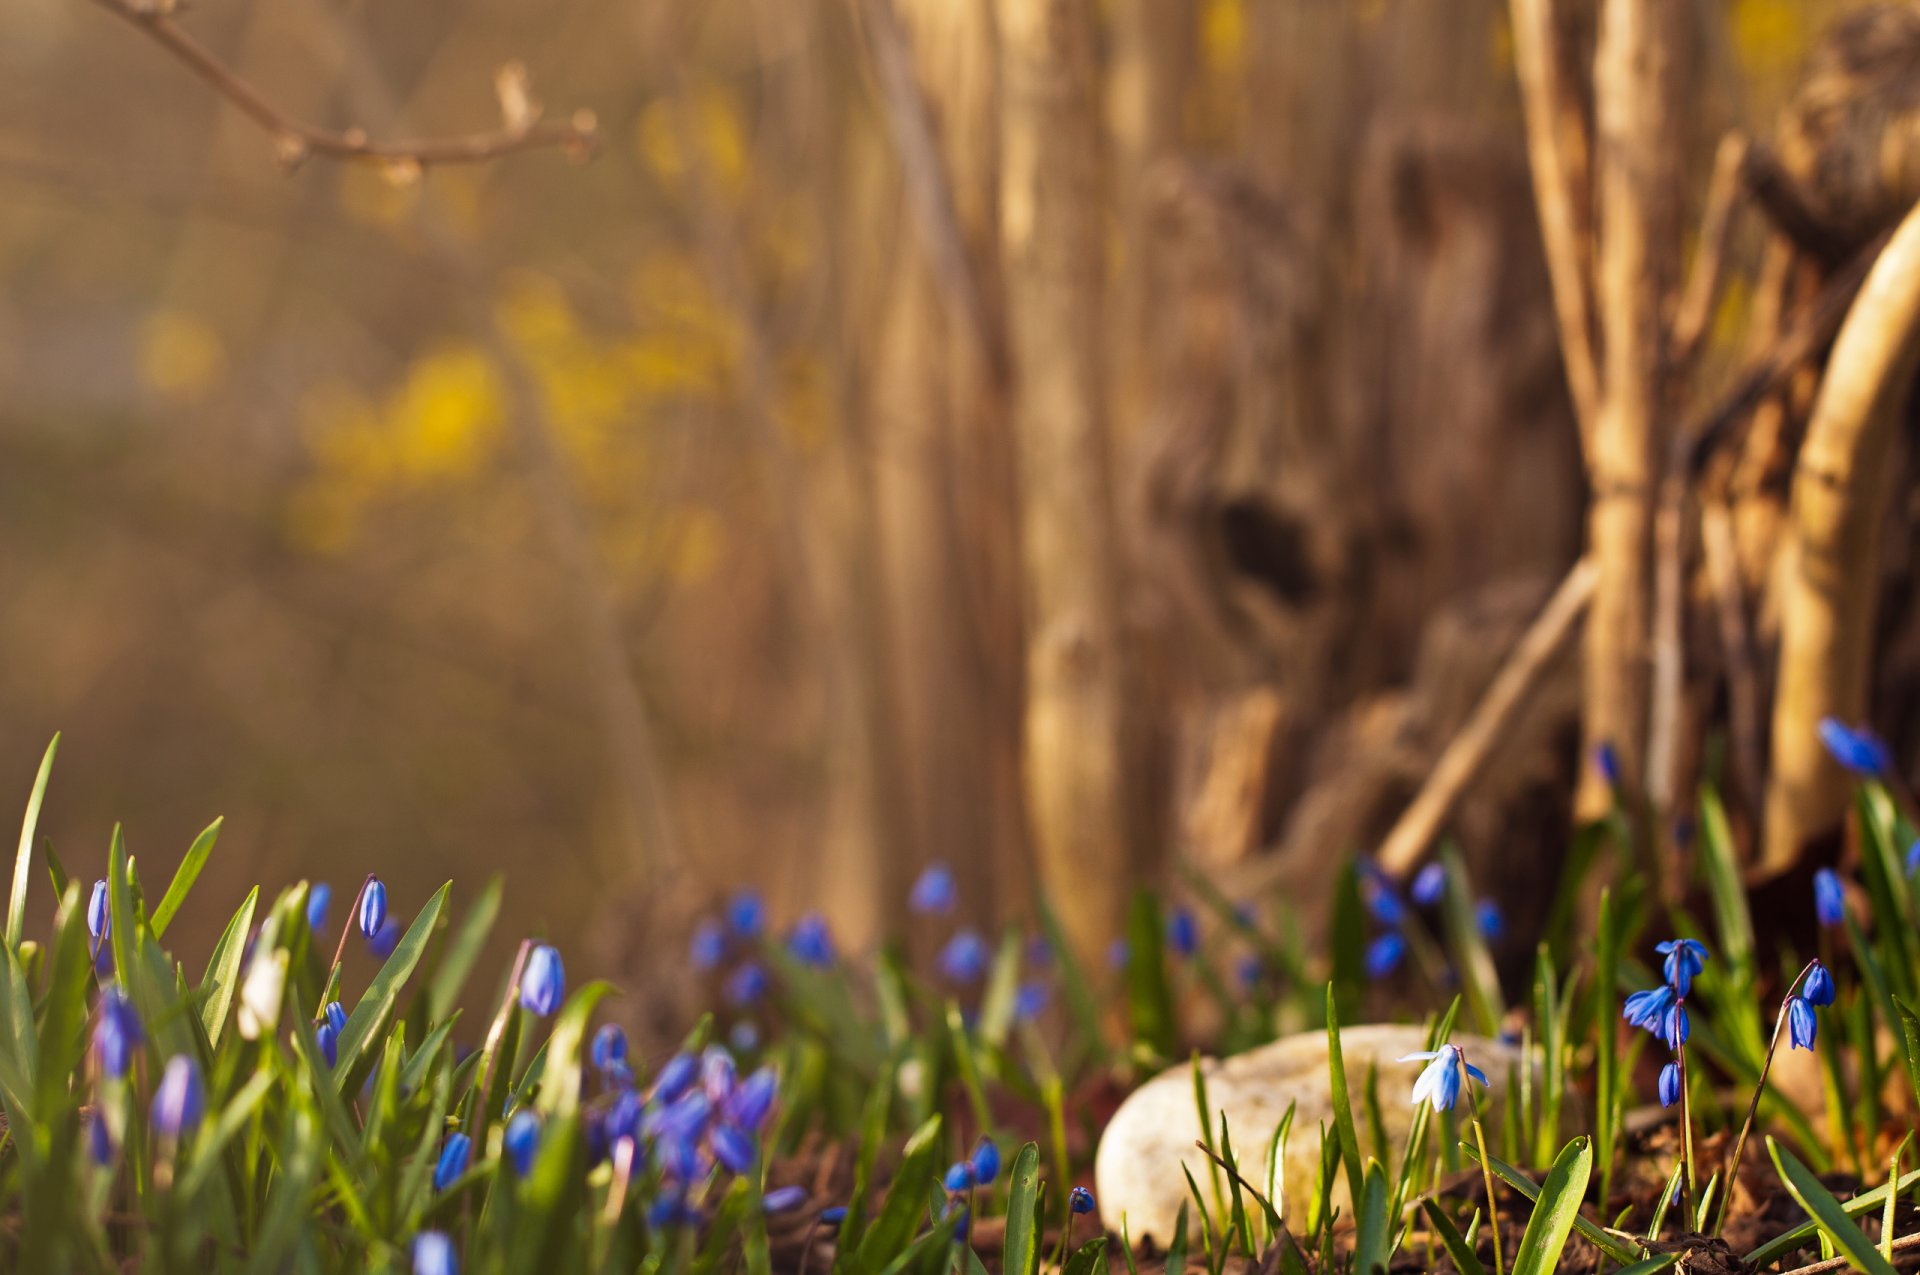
[0,0,1887,1025]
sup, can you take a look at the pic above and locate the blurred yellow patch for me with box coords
[1201,0,1244,77]
[337,161,422,229]
[1731,0,1807,87]
[138,310,226,402]
[634,87,749,197]
[666,505,723,584]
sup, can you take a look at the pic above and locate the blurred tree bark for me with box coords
[995,0,1135,962]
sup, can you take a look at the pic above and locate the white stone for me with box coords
[1092,1025,1529,1246]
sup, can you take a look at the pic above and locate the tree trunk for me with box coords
[996,0,1135,963]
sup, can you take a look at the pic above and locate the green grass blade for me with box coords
[1324,983,1366,1214]
[1464,1141,1638,1265]
[1003,1142,1043,1275]
[425,873,501,1021]
[1351,1160,1391,1275]
[851,1115,943,1275]
[7,734,57,952]
[1440,843,1504,1034]
[1421,1199,1487,1275]
[1161,1199,1190,1275]
[1126,890,1176,1064]
[199,886,258,1045]
[1766,1137,1897,1275]
[1510,1136,1592,1275]
[33,882,90,1119]
[150,817,220,939]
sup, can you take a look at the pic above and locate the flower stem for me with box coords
[324,873,378,1000]
[1466,1086,1504,1275]
[1712,960,1816,1236]
[1676,1042,1696,1227]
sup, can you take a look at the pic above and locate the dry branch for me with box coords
[1761,199,1920,875]
[1377,558,1598,877]
[88,0,596,171]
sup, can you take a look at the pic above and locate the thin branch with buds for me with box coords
[86,0,597,172]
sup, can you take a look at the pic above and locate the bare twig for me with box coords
[87,0,596,171]
[1741,140,1850,267]
[1378,558,1598,876]
[1777,1232,1920,1275]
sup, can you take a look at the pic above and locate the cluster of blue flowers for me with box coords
[910,863,1051,1024]
[1622,938,1707,1108]
[1361,859,1502,980]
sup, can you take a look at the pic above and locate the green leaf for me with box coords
[1324,983,1365,1215]
[1062,1237,1109,1275]
[176,1066,275,1201]
[1035,896,1108,1067]
[1612,1258,1680,1275]
[150,817,220,939]
[198,887,258,1045]
[425,874,501,1022]
[1161,1198,1190,1275]
[1464,1142,1638,1266]
[1745,1165,1920,1266]
[33,882,90,1120]
[1511,1137,1592,1275]
[851,1115,943,1275]
[1421,1199,1487,1275]
[1350,1160,1391,1275]
[1646,1158,1683,1241]
[1440,843,1504,1034]
[333,881,449,1081]
[1894,996,1920,1115]
[7,734,57,952]
[1126,890,1176,1063]
[530,979,617,1118]
[1766,1137,1897,1275]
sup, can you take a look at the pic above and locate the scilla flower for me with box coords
[1623,984,1676,1035]
[1411,862,1446,907]
[1365,932,1406,979]
[1662,1003,1690,1050]
[1400,1043,1487,1113]
[727,891,766,938]
[1787,997,1817,1050]
[1658,1061,1682,1108]
[413,1230,458,1275]
[971,1138,1000,1184]
[943,1160,976,1193]
[1069,1187,1096,1215]
[369,919,402,959]
[87,880,111,941]
[591,1024,628,1076]
[306,883,331,935]
[1476,899,1505,941]
[358,878,387,939]
[92,988,142,1078]
[937,930,989,983]
[762,1185,808,1214]
[1167,908,1198,958]
[1818,717,1891,777]
[724,961,767,1006]
[1802,961,1836,1007]
[433,1132,472,1191]
[237,947,289,1041]
[1657,939,1708,998]
[726,1066,777,1129]
[909,863,957,915]
[1365,878,1405,928]
[518,945,565,1016]
[690,919,727,970]
[151,1054,205,1140]
[787,913,836,967]
[1014,982,1051,1022]
[1907,838,1920,877]
[1813,869,1845,928]
[1595,741,1623,789]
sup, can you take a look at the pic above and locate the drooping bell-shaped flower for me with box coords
[92,988,142,1078]
[1787,997,1817,1051]
[1411,863,1446,907]
[518,944,565,1017]
[1400,1043,1488,1113]
[1802,961,1836,1008]
[151,1054,205,1140]
[909,863,957,915]
[433,1132,472,1191]
[1657,1061,1681,1108]
[1813,870,1845,929]
[504,1109,541,1177]
[358,878,387,939]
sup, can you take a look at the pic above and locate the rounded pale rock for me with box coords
[1093,1024,1529,1246]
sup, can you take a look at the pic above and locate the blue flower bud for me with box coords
[909,863,957,915]
[1475,899,1505,941]
[690,919,727,970]
[653,1051,698,1103]
[1167,908,1198,958]
[787,912,836,967]
[605,1089,644,1142]
[1802,962,1836,1008]
[323,1001,348,1035]
[88,880,111,941]
[710,1123,758,1175]
[730,1021,761,1054]
[937,930,989,984]
[316,1019,340,1067]
[1365,932,1406,980]
[725,961,768,1007]
[727,891,766,939]
[412,1230,459,1275]
[1787,997,1817,1051]
[518,944,565,1017]
[1818,717,1891,777]
[151,1054,205,1140]
[1595,742,1623,790]
[1069,1187,1095,1216]
[951,1206,971,1242]
[943,1160,976,1193]
[369,919,401,959]
[1813,869,1845,929]
[1014,981,1051,1022]
[762,1185,808,1214]
[358,879,387,939]
[89,1111,115,1166]
[591,1023,628,1075]
[93,988,142,1078]
[971,1138,1000,1185]
[1907,837,1920,877]
[307,883,332,935]
[1657,1061,1681,1108]
[657,1090,712,1143]
[1411,863,1446,907]
[726,1066,778,1130]
[433,1132,472,1191]
[1365,881,1405,928]
[819,1206,849,1225]
[504,1110,540,1177]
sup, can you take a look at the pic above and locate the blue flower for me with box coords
[1411,863,1446,907]
[1069,1186,1095,1215]
[1476,899,1505,941]
[909,863,957,915]
[317,1019,340,1067]
[605,1089,644,1143]
[1623,985,1676,1034]
[690,919,727,970]
[1014,981,1051,1022]
[94,942,114,979]
[787,913,836,967]
[88,880,110,941]
[1167,909,1198,958]
[655,1090,713,1143]
[1365,932,1406,980]
[1657,1061,1681,1108]
[951,1206,972,1242]
[591,1024,628,1075]
[652,1052,698,1103]
[710,1123,758,1174]
[307,883,332,935]
[971,1139,1000,1185]
[1657,939,1709,997]
[649,1188,699,1229]
[1025,934,1054,968]
[504,1110,540,1177]
[1787,997,1817,1051]
[1907,838,1920,877]
[519,944,565,1016]
[92,988,141,1078]
[1106,939,1130,970]
[323,1000,347,1036]
[1365,879,1406,928]
[727,891,766,939]
[944,1160,976,1193]
[413,1230,459,1275]
[369,919,401,959]
[1802,961,1836,1008]
[701,1045,737,1104]
[88,1111,114,1166]
[725,961,768,1006]
[151,1054,205,1140]
[1814,869,1845,928]
[1400,1044,1487,1112]
[358,878,387,939]
[433,1132,472,1191]
[1235,955,1264,991]
[819,1207,849,1225]
[762,1185,808,1214]
[1595,742,1623,790]
[1818,717,1891,777]
[726,1066,778,1129]
[938,930,990,984]
[731,1021,761,1053]
[1662,1003,1690,1050]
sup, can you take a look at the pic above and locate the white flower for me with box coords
[237,947,289,1041]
